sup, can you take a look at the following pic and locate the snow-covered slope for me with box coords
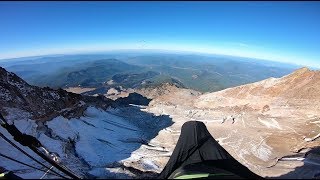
[1,106,172,179]
[0,67,173,178]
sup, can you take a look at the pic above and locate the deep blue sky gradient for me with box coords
[0,2,319,67]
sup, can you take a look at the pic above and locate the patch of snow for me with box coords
[38,133,64,158]
[216,134,232,145]
[140,159,160,171]
[310,120,320,124]
[14,119,38,136]
[78,101,86,107]
[307,114,318,118]
[258,117,282,130]
[3,108,32,124]
[50,92,60,100]
[7,79,29,93]
[251,139,273,162]
[0,88,13,101]
[261,77,280,88]
[88,167,133,179]
[46,116,78,141]
[106,80,114,85]
[304,133,320,142]
[83,106,105,118]
[47,107,143,168]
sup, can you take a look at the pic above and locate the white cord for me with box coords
[40,166,53,179]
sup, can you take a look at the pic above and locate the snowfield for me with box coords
[49,107,143,168]
[0,106,170,179]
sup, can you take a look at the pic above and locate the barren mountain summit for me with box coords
[195,67,320,112]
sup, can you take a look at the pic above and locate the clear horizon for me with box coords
[1,2,320,67]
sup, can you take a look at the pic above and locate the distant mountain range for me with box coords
[0,52,299,92]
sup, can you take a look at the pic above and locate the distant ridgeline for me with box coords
[0,53,298,92]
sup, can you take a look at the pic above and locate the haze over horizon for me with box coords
[0,2,320,67]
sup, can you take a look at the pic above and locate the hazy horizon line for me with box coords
[0,48,315,69]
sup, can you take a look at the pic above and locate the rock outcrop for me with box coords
[0,67,112,121]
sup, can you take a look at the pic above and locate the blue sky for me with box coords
[0,2,320,67]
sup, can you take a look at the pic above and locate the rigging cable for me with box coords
[0,113,81,179]
[40,166,54,179]
[0,152,61,178]
[0,132,67,179]
[29,145,81,179]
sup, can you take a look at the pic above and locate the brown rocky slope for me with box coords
[136,67,320,178]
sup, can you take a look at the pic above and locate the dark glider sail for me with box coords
[158,121,262,179]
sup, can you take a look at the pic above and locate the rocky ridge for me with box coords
[0,67,113,121]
